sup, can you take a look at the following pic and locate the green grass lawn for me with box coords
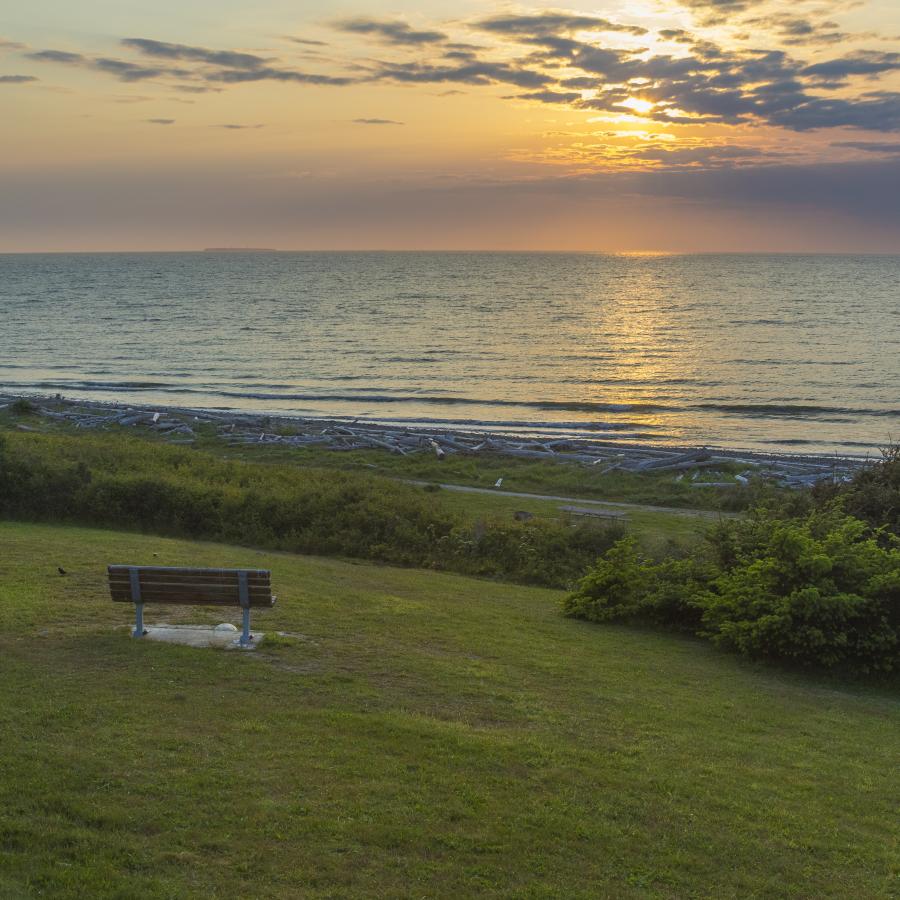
[1,521,897,898]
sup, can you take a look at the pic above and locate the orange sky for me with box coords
[2,1,899,250]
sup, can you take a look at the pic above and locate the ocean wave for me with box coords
[11,379,899,420]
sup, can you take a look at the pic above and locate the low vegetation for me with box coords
[0,431,624,588]
[565,448,900,677]
[223,440,766,511]
[815,442,900,535]
[0,399,765,512]
[0,522,897,898]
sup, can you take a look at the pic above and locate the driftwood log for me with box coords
[0,393,868,489]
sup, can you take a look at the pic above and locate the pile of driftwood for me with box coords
[2,395,866,489]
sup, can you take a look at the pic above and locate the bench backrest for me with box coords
[108,565,274,607]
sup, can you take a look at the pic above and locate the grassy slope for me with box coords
[1,522,897,898]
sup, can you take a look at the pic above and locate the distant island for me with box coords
[202,247,279,252]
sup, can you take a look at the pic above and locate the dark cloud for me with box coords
[145,118,174,124]
[833,140,900,153]
[513,89,583,103]
[284,37,328,47]
[372,60,548,88]
[658,29,697,45]
[334,18,447,45]
[215,123,264,129]
[742,15,847,47]
[173,84,221,94]
[676,0,761,25]
[803,52,900,80]
[122,38,268,70]
[0,38,26,50]
[353,118,403,125]
[31,37,354,88]
[93,58,177,81]
[0,74,37,83]
[27,50,84,64]
[28,48,185,81]
[628,144,771,166]
[474,13,647,37]
[765,93,900,131]
[206,67,354,85]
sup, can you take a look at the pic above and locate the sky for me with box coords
[2,0,899,251]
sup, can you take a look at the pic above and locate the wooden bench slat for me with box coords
[109,584,272,599]
[108,565,270,576]
[108,569,269,583]
[110,592,276,607]
[108,574,270,589]
[108,581,272,595]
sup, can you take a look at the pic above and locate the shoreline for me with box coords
[1,391,872,482]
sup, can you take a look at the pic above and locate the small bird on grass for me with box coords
[494,477,503,488]
[57,567,67,575]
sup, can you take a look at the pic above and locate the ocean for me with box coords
[1,251,898,455]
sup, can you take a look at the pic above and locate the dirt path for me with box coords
[401,479,734,519]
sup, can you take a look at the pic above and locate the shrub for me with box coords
[701,512,899,673]
[565,508,900,676]
[560,538,651,622]
[814,443,900,536]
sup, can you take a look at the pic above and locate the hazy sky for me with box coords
[2,0,899,251]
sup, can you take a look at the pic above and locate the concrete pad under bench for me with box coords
[137,623,266,650]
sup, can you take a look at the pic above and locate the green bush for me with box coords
[814,444,900,536]
[702,512,899,673]
[564,508,900,676]
[0,431,619,588]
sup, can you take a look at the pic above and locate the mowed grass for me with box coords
[1,522,897,899]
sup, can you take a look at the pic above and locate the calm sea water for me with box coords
[1,252,898,454]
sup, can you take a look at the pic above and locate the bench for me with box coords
[108,565,276,647]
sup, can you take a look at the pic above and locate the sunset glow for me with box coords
[2,0,899,251]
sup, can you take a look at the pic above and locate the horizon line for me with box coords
[2,249,900,256]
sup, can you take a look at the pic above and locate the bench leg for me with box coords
[239,607,252,647]
[133,602,146,638]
